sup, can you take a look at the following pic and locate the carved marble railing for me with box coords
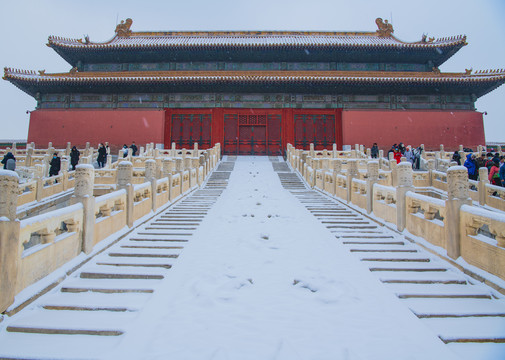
[17,180,37,206]
[460,205,505,280]
[431,170,448,192]
[17,203,84,295]
[351,178,367,209]
[93,190,127,247]
[323,171,335,195]
[132,182,153,221]
[485,184,505,210]
[95,169,117,184]
[372,184,397,225]
[406,192,446,248]
[335,174,348,200]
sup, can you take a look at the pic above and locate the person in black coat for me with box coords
[97,143,107,168]
[130,141,138,157]
[49,153,61,177]
[70,146,80,170]
[371,143,379,159]
[1,152,16,170]
[451,151,461,165]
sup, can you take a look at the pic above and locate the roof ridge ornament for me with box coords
[115,18,133,37]
[375,18,394,37]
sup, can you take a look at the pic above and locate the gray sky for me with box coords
[1,0,504,141]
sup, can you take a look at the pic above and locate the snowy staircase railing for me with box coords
[0,144,221,313]
[287,143,505,290]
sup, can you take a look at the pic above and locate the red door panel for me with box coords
[267,115,282,155]
[224,114,238,155]
[239,126,253,154]
[253,126,267,155]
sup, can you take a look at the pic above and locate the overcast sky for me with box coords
[1,0,504,142]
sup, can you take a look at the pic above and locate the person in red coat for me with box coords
[393,147,402,164]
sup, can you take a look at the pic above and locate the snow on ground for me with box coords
[109,156,458,360]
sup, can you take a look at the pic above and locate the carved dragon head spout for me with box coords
[375,17,394,37]
[115,18,133,37]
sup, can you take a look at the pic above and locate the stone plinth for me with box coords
[0,171,19,221]
[396,162,414,231]
[445,166,472,259]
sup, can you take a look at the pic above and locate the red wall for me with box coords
[342,110,485,151]
[28,109,166,152]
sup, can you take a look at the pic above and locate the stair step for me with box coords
[351,249,417,253]
[80,272,163,280]
[360,256,430,262]
[42,305,130,312]
[423,317,505,342]
[129,238,188,242]
[108,253,178,258]
[62,287,153,294]
[96,263,172,269]
[399,294,492,299]
[7,326,123,336]
[343,241,404,245]
[120,245,184,249]
[369,268,448,272]
[382,279,467,285]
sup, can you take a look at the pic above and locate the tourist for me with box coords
[404,146,414,164]
[464,153,477,180]
[476,153,487,170]
[488,158,501,186]
[398,142,406,155]
[130,141,138,156]
[97,143,107,168]
[1,152,16,171]
[412,146,422,170]
[499,156,505,187]
[122,144,129,158]
[387,144,396,158]
[485,153,494,171]
[393,146,402,164]
[451,151,461,165]
[70,146,80,170]
[371,143,379,159]
[49,153,61,177]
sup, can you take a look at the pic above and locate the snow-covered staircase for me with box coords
[275,159,505,360]
[0,160,235,359]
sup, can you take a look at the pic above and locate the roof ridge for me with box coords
[6,68,505,79]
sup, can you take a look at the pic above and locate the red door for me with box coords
[294,113,336,150]
[169,112,212,149]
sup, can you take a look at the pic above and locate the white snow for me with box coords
[0,169,19,179]
[461,204,505,223]
[75,164,94,170]
[407,190,446,207]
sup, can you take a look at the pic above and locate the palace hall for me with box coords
[4,18,505,153]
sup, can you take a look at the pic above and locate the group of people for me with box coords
[2,142,117,177]
[464,151,505,186]
[385,142,422,169]
[122,142,138,158]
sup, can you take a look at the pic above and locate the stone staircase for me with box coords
[1,157,505,359]
[274,160,505,360]
[0,160,235,360]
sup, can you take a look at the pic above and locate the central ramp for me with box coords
[0,156,503,360]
